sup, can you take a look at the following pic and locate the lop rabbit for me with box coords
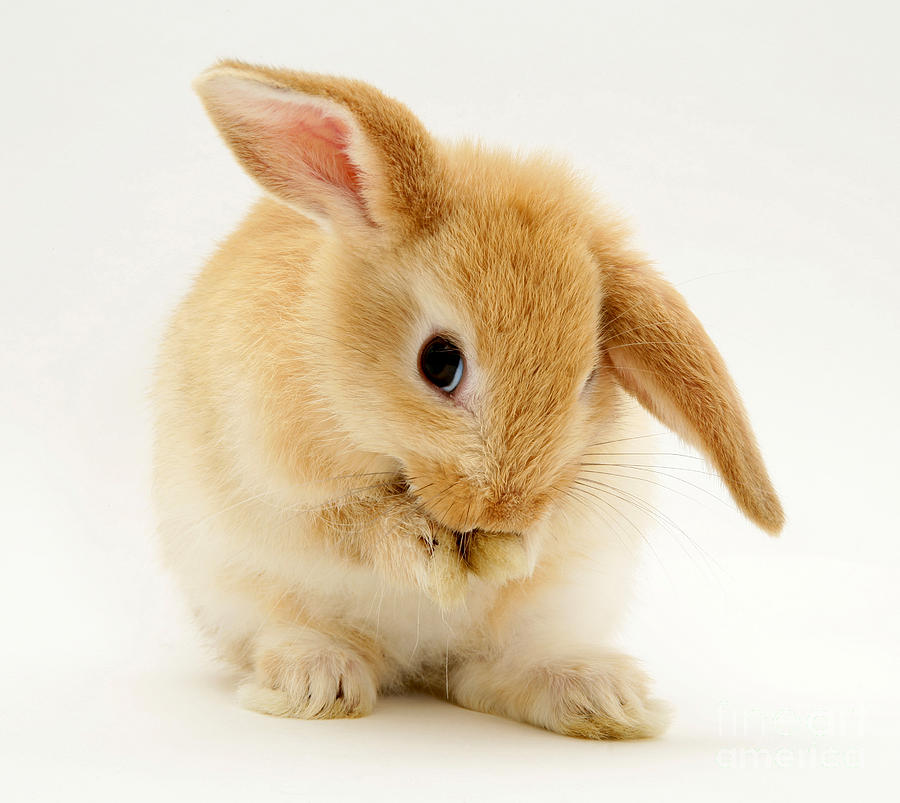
[154,61,783,739]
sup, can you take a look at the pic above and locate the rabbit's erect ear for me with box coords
[194,61,446,237]
[599,256,784,534]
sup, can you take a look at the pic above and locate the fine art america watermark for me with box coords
[715,702,865,769]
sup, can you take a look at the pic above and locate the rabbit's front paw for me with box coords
[462,530,532,586]
[239,626,378,719]
[415,519,470,608]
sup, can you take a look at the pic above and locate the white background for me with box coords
[1,1,897,800]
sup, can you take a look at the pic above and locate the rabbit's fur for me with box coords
[154,61,782,738]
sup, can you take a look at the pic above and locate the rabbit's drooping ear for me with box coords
[600,257,784,534]
[194,61,446,237]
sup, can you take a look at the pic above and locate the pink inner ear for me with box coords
[272,104,366,204]
[234,86,374,224]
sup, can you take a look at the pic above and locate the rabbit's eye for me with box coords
[420,336,464,393]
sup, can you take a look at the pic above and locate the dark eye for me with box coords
[419,336,464,393]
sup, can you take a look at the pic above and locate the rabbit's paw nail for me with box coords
[548,654,671,740]
[241,636,377,719]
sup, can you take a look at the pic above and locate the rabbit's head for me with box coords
[195,61,783,538]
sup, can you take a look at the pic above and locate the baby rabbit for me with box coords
[154,60,783,739]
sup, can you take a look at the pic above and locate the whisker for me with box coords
[285,481,407,522]
[564,483,670,578]
[581,452,704,461]
[582,461,720,480]
[577,469,724,517]
[582,463,745,506]
[574,476,692,538]
[572,478,720,575]
[585,432,672,448]
[435,478,464,526]
[572,478,703,569]
[184,491,273,535]
[555,483,631,552]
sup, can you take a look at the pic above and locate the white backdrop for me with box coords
[1,1,897,800]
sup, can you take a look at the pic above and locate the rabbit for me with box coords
[153,60,784,739]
